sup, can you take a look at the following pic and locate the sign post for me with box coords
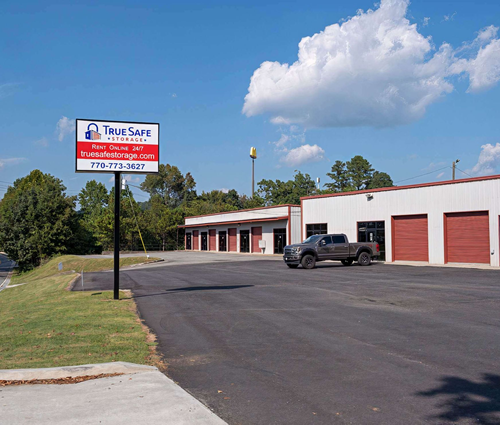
[76,119,159,300]
[114,172,121,300]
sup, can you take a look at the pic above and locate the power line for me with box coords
[455,166,474,178]
[395,166,450,184]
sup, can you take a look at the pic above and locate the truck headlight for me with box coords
[292,247,301,254]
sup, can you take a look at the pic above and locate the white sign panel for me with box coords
[76,119,159,174]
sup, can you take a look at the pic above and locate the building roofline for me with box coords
[301,174,500,201]
[184,204,300,219]
[179,215,289,228]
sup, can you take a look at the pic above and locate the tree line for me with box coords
[0,155,392,271]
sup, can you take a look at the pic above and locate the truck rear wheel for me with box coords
[287,264,299,269]
[358,252,371,266]
[341,259,353,266]
[301,255,316,270]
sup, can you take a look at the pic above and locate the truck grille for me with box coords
[285,248,294,255]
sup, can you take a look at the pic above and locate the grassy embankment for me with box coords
[0,255,161,369]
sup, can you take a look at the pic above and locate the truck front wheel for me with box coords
[358,252,371,266]
[301,254,316,269]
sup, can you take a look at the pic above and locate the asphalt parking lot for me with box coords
[77,254,500,424]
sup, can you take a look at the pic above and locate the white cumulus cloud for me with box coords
[452,38,500,93]
[476,25,499,44]
[56,116,75,142]
[272,134,290,149]
[468,143,500,176]
[280,144,325,167]
[0,157,27,169]
[34,137,49,147]
[243,0,500,128]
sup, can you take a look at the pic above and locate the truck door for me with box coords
[317,236,333,259]
[332,235,349,258]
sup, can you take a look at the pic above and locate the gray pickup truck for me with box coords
[283,234,379,269]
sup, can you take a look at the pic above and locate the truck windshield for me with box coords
[302,235,323,244]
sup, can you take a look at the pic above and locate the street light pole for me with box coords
[250,147,257,198]
[252,158,255,197]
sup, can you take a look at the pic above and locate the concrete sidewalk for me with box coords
[0,362,227,425]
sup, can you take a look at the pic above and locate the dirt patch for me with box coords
[0,373,123,386]
[130,300,167,373]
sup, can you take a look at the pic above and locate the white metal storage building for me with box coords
[180,205,302,255]
[300,175,500,267]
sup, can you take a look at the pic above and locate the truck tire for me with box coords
[287,264,299,269]
[341,259,353,266]
[301,254,316,269]
[358,252,371,266]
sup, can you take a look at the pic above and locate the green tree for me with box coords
[368,171,394,189]
[78,180,108,246]
[347,155,374,191]
[324,155,393,192]
[257,171,316,205]
[79,180,108,217]
[0,170,77,271]
[93,187,143,251]
[140,164,196,208]
[239,194,265,209]
[325,160,350,192]
[144,196,185,251]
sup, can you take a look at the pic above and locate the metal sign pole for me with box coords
[114,172,121,300]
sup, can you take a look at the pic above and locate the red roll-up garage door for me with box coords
[228,228,237,252]
[392,214,428,262]
[251,227,262,253]
[209,229,216,251]
[445,211,490,264]
[193,230,199,251]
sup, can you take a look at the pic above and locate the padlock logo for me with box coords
[85,123,101,141]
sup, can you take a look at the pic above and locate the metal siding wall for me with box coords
[290,206,302,244]
[302,179,500,266]
[185,206,289,226]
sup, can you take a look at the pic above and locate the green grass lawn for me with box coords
[0,255,162,370]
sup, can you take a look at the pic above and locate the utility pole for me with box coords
[452,159,460,180]
[250,147,257,197]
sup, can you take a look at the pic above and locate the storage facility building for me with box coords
[301,175,500,267]
[180,205,302,255]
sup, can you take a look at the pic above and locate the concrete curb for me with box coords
[127,258,165,268]
[0,361,157,381]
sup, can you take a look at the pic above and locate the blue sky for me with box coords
[1,0,500,201]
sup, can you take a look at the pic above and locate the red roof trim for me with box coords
[184,204,300,219]
[301,175,500,201]
[179,216,289,228]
